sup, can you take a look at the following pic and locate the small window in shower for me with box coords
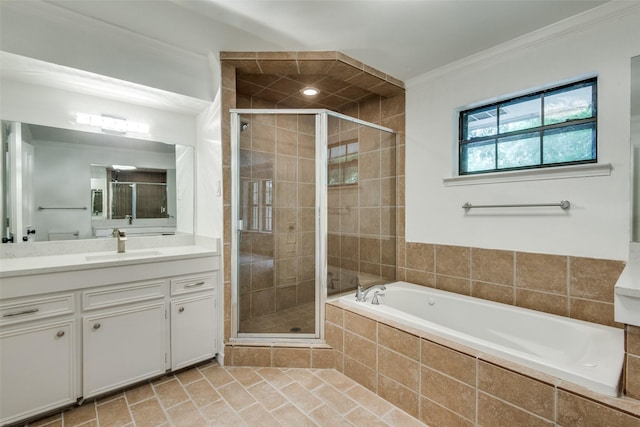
[244,178,273,233]
[328,139,359,186]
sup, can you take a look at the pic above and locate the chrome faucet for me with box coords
[371,290,385,305]
[356,284,386,302]
[112,228,127,253]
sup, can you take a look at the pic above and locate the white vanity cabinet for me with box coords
[81,280,167,398]
[0,247,221,425]
[170,275,217,370]
[0,294,77,425]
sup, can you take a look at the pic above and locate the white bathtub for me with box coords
[337,281,624,397]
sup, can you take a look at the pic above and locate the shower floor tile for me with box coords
[23,361,427,427]
[240,302,316,334]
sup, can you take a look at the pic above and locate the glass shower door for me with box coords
[234,112,318,337]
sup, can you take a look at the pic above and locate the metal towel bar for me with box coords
[462,200,570,210]
[38,206,88,211]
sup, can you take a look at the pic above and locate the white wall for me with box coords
[0,1,213,100]
[405,4,640,261]
[196,91,223,240]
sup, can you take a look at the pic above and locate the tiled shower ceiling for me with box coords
[221,51,405,110]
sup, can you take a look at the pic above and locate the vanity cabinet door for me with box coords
[170,294,216,370]
[83,303,166,398]
[0,320,76,425]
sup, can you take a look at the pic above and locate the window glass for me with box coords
[543,122,596,164]
[497,132,540,169]
[463,106,497,140]
[459,78,596,175]
[498,96,541,133]
[460,140,496,173]
[328,139,359,186]
[544,84,595,125]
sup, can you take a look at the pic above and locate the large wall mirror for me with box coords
[1,121,193,242]
[0,52,206,244]
[632,55,640,242]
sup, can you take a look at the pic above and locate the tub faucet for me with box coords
[112,228,127,253]
[356,284,386,302]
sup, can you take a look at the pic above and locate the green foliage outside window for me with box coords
[459,78,597,175]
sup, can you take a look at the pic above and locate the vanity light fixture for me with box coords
[112,165,137,170]
[300,87,320,96]
[76,113,150,134]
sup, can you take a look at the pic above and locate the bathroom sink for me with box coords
[85,250,163,262]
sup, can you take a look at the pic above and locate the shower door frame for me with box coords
[230,109,394,343]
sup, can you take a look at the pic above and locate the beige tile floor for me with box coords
[24,361,427,427]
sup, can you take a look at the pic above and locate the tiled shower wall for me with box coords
[238,113,317,325]
[327,115,397,295]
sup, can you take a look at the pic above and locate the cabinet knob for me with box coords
[56,331,65,338]
[93,323,101,330]
[178,307,185,313]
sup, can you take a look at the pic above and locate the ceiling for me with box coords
[41,0,608,82]
[223,51,405,109]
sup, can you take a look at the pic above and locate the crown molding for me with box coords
[407,1,640,88]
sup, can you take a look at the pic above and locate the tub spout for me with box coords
[356,284,386,302]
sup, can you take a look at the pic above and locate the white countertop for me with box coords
[614,244,640,327]
[0,245,218,278]
[615,262,640,298]
[615,244,640,298]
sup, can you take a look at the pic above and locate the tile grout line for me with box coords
[35,363,428,427]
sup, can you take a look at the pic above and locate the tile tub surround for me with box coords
[396,243,640,403]
[399,244,626,328]
[20,361,427,427]
[628,325,640,400]
[325,301,640,427]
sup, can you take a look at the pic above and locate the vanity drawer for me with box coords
[170,274,216,296]
[82,280,166,311]
[0,294,75,326]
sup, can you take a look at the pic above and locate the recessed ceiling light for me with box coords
[301,87,320,96]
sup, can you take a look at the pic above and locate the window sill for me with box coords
[442,163,611,186]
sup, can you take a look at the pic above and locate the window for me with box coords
[245,179,272,233]
[328,139,359,186]
[459,78,597,175]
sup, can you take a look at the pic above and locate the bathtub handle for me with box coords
[372,291,385,305]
